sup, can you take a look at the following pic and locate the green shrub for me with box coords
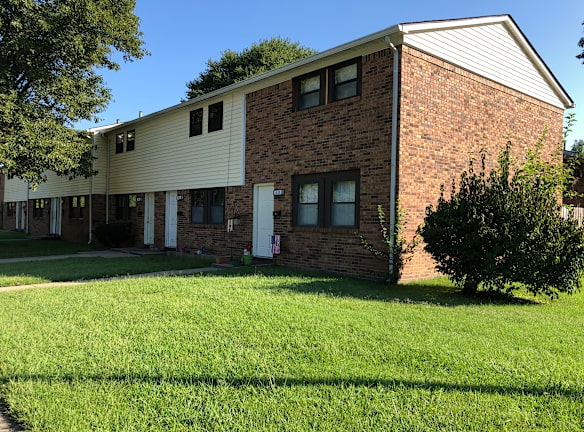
[93,222,135,247]
[420,132,584,298]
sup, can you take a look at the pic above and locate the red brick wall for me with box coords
[245,49,395,279]
[398,46,565,281]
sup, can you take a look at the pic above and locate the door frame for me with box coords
[253,183,274,258]
[50,197,62,236]
[165,191,178,248]
[144,192,155,245]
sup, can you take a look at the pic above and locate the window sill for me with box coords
[294,95,362,114]
[289,226,358,235]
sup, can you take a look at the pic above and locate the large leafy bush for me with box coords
[420,133,584,298]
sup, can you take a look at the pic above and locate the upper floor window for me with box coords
[33,199,45,218]
[296,70,325,110]
[294,58,361,111]
[126,130,135,152]
[329,59,361,102]
[70,195,86,219]
[189,108,203,137]
[115,133,124,154]
[293,170,359,228]
[208,101,223,133]
[191,188,225,224]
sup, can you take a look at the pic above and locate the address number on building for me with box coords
[273,189,285,196]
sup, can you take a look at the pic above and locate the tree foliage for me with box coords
[185,37,317,99]
[578,20,584,63]
[0,0,147,186]
[420,129,584,298]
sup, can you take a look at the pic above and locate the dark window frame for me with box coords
[33,199,45,218]
[190,187,225,225]
[294,69,326,111]
[115,194,137,221]
[293,170,360,228]
[328,58,361,102]
[208,102,223,133]
[115,133,124,154]
[7,202,15,217]
[189,108,203,137]
[69,195,86,219]
[126,129,135,152]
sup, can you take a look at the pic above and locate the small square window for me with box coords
[295,70,325,110]
[191,188,225,224]
[33,199,45,218]
[126,130,135,151]
[115,133,124,154]
[190,108,203,137]
[69,195,86,219]
[208,102,223,133]
[329,59,361,102]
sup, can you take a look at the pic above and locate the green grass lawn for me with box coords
[0,230,28,240]
[0,255,216,286]
[0,271,582,431]
[0,238,104,259]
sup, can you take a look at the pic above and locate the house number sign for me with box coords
[273,189,285,196]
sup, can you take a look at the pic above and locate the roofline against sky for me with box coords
[102,14,573,134]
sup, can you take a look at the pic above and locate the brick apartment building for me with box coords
[2,15,574,281]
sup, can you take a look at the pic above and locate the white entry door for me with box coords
[15,202,21,230]
[50,197,62,236]
[144,192,155,245]
[21,201,26,232]
[253,184,274,258]
[165,191,177,248]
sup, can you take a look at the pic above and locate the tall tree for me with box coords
[0,0,147,186]
[573,139,584,156]
[578,20,584,63]
[185,37,317,99]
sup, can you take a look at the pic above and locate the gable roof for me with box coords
[111,14,572,131]
[396,15,573,109]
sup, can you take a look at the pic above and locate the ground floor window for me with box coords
[115,194,137,221]
[33,199,45,218]
[7,202,15,217]
[69,196,86,219]
[293,170,360,228]
[191,188,225,224]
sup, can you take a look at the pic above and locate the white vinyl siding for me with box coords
[4,177,28,202]
[107,94,244,194]
[403,23,564,108]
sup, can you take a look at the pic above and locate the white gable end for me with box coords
[403,22,565,108]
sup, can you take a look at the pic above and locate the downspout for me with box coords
[88,133,95,244]
[26,180,30,234]
[385,36,399,281]
[106,132,110,225]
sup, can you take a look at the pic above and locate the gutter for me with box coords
[385,36,400,281]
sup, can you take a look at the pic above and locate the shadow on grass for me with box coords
[205,266,543,307]
[0,374,579,400]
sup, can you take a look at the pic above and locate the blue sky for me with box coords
[77,0,584,144]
